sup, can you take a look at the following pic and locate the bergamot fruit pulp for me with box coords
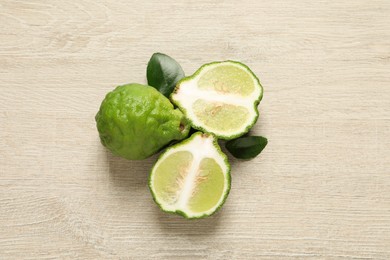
[95,83,190,160]
[171,61,263,140]
[149,132,231,218]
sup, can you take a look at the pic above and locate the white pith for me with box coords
[150,134,230,217]
[171,61,262,137]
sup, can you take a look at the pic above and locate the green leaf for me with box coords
[225,136,268,159]
[147,53,185,97]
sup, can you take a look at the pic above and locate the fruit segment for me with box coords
[152,151,193,205]
[192,99,249,133]
[187,157,225,213]
[197,63,255,96]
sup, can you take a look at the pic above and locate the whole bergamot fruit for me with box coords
[95,83,190,160]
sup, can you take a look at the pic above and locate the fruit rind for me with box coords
[149,132,231,219]
[171,61,263,140]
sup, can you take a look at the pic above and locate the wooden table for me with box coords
[1,1,389,259]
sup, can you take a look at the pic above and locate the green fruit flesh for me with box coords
[188,157,225,213]
[153,151,192,205]
[198,64,254,96]
[192,99,249,133]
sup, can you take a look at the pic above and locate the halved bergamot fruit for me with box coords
[149,132,231,219]
[171,61,263,140]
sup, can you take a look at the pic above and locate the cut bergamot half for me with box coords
[171,61,263,140]
[149,132,231,218]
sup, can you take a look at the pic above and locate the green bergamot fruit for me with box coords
[96,83,190,160]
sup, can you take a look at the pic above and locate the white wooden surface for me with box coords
[1,0,390,259]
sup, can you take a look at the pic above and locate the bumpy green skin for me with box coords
[95,83,189,160]
[149,132,231,219]
[171,60,263,140]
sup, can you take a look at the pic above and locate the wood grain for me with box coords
[1,0,389,259]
